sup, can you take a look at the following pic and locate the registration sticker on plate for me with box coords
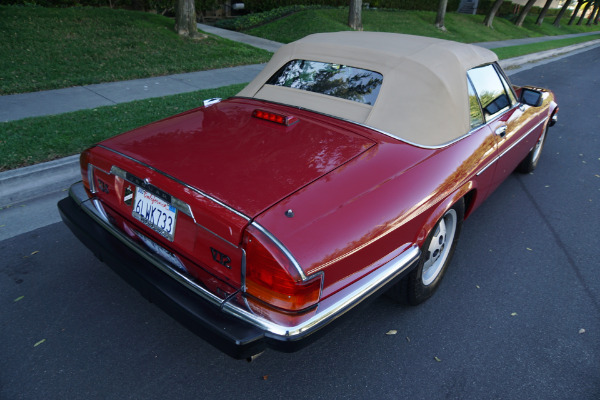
[132,187,177,241]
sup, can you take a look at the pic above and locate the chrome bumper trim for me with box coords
[70,182,420,339]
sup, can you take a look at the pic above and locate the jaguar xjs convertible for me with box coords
[58,32,558,359]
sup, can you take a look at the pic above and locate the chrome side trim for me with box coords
[98,145,251,222]
[87,164,97,194]
[70,181,420,339]
[250,221,309,281]
[477,117,548,176]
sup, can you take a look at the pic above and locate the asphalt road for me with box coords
[1,47,599,400]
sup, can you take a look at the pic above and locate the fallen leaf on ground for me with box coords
[30,251,39,256]
[386,330,398,335]
[406,337,411,342]
[434,356,442,362]
[14,296,24,302]
[579,328,586,334]
[34,339,46,347]
[511,312,518,317]
[526,248,533,251]
[262,375,269,380]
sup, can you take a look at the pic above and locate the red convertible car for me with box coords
[58,32,558,359]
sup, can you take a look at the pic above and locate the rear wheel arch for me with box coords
[415,183,473,247]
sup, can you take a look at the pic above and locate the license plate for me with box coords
[132,187,177,241]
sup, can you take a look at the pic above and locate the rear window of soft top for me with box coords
[266,60,383,106]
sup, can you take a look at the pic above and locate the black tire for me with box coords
[388,199,464,305]
[517,126,547,173]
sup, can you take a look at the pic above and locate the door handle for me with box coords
[495,125,507,138]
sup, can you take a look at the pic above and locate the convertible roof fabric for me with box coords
[237,32,498,147]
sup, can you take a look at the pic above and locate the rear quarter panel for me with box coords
[255,122,500,300]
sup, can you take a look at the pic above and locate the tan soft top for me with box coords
[237,32,498,147]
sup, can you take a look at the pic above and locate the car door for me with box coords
[468,64,536,189]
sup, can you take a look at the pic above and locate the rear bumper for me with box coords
[58,182,419,359]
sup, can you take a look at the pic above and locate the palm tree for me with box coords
[591,2,600,24]
[553,0,574,26]
[515,0,538,27]
[577,1,593,24]
[175,0,201,38]
[435,0,449,30]
[536,0,554,25]
[349,0,363,30]
[568,0,584,25]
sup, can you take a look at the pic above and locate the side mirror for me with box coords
[519,88,543,107]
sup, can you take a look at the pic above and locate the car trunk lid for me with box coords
[100,98,375,218]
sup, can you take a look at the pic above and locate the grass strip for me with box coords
[0,6,271,95]
[246,8,600,44]
[493,34,600,59]
[0,83,246,171]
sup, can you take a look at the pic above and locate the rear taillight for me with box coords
[243,224,322,312]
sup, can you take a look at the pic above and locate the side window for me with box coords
[468,79,484,129]
[495,64,517,105]
[467,64,511,121]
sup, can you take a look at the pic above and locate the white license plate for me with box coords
[132,187,177,241]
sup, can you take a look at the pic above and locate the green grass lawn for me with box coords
[0,6,271,95]
[0,83,246,171]
[494,34,600,59]
[246,8,600,44]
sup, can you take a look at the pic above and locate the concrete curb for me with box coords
[498,39,600,69]
[2,39,599,208]
[0,155,80,207]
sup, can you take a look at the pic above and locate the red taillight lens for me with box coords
[243,225,322,312]
[252,109,298,126]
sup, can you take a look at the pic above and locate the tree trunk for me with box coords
[175,0,200,38]
[484,0,504,28]
[535,0,553,25]
[515,0,537,27]
[435,0,448,30]
[577,1,592,25]
[348,0,363,31]
[595,4,600,23]
[568,0,583,25]
[553,0,573,26]
[587,5,599,25]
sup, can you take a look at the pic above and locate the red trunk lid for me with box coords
[101,98,375,218]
